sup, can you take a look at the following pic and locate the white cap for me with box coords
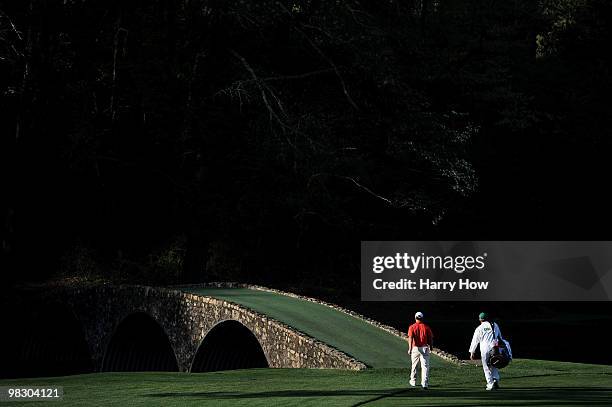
[415,311,424,319]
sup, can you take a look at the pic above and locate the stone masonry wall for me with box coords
[180,282,463,365]
[45,284,366,372]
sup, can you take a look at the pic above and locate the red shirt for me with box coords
[408,321,433,347]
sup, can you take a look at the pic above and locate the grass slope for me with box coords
[181,287,423,368]
[2,360,610,406]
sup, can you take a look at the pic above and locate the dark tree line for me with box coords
[1,1,611,289]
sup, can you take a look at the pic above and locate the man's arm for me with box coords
[469,327,480,360]
[407,325,412,354]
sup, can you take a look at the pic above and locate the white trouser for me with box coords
[410,346,430,387]
[481,349,500,386]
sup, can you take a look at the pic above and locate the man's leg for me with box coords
[420,347,430,388]
[481,353,495,389]
[410,348,420,386]
[491,366,500,387]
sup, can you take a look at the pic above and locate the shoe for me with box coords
[486,384,494,391]
[493,380,499,389]
[409,380,416,387]
[422,386,428,390]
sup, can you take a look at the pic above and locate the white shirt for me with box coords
[469,321,502,354]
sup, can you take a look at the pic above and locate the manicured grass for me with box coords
[181,287,422,368]
[7,287,607,405]
[2,360,610,406]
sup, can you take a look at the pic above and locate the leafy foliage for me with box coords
[2,0,611,285]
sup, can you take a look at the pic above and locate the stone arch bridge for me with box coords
[1,284,367,378]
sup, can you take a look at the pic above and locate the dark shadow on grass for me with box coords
[143,386,612,406]
[144,388,406,399]
[380,387,612,407]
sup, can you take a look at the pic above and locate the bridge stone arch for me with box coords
[0,300,93,378]
[191,319,269,372]
[101,312,179,372]
[42,284,366,372]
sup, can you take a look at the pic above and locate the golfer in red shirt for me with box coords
[407,311,434,389]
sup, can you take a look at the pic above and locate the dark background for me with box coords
[1,0,611,365]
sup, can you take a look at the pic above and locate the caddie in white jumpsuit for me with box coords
[469,312,502,390]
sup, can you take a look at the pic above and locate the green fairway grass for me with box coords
[2,360,610,406]
[181,287,424,368]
